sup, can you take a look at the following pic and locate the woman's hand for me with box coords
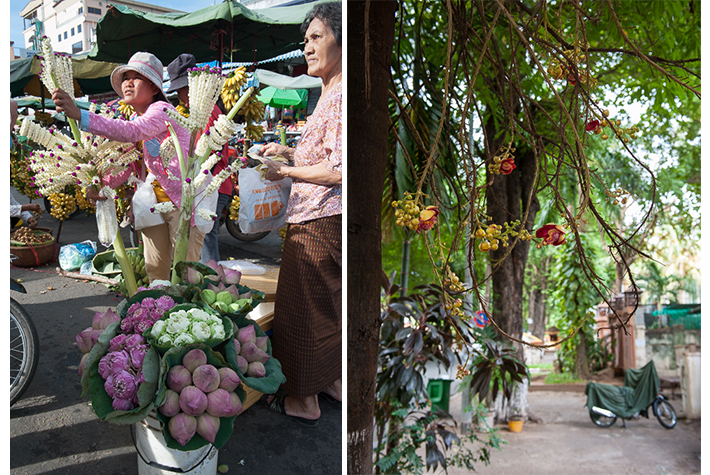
[264,160,290,182]
[51,88,81,121]
[21,203,41,214]
[259,143,294,161]
[85,186,108,206]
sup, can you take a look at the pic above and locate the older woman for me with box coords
[260,2,342,427]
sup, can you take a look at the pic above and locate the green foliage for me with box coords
[546,235,613,374]
[544,372,585,385]
[374,401,502,475]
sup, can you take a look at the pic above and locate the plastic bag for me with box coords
[95,187,119,247]
[59,240,97,271]
[79,260,93,275]
[193,172,219,234]
[132,175,165,230]
[237,167,292,233]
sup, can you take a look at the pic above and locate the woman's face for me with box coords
[121,70,159,110]
[303,18,341,80]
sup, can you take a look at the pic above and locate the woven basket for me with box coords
[10,227,56,268]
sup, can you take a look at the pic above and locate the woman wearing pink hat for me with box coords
[52,51,206,283]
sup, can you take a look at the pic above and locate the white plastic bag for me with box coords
[95,187,119,247]
[132,174,165,230]
[193,172,219,234]
[237,167,291,233]
[59,240,97,271]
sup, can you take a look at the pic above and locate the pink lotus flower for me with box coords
[104,370,139,401]
[125,334,145,349]
[78,353,90,376]
[98,350,131,379]
[112,397,135,411]
[134,318,153,335]
[92,308,120,330]
[155,295,176,313]
[206,281,227,294]
[140,297,156,310]
[223,268,241,285]
[535,223,567,246]
[108,334,128,352]
[129,345,148,370]
[185,267,203,285]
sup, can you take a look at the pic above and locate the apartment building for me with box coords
[19,0,180,56]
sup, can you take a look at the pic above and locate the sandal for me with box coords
[260,394,320,428]
[319,391,342,407]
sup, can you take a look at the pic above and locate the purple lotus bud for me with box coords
[179,385,208,417]
[76,327,101,353]
[235,355,248,374]
[113,397,135,411]
[196,413,221,443]
[158,389,181,417]
[167,365,192,393]
[78,352,90,377]
[206,281,227,293]
[185,266,203,286]
[225,391,243,417]
[246,361,266,378]
[205,388,233,418]
[241,342,270,364]
[255,336,269,353]
[218,367,240,392]
[236,325,256,346]
[232,338,241,355]
[223,268,241,285]
[192,364,220,393]
[169,413,197,446]
[99,308,120,329]
[182,348,208,373]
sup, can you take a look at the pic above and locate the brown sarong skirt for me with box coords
[272,214,342,398]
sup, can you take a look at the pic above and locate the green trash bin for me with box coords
[427,379,452,413]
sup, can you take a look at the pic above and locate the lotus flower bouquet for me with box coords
[156,346,245,449]
[146,303,233,352]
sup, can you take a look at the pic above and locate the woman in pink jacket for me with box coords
[52,52,205,282]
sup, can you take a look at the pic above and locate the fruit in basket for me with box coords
[11,227,52,245]
[48,192,77,220]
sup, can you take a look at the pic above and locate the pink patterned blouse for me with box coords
[285,82,342,224]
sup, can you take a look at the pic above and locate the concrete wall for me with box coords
[645,325,701,378]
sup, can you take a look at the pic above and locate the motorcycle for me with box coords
[585,360,677,429]
[10,276,39,406]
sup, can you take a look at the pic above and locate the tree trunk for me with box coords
[347,2,397,474]
[528,261,548,340]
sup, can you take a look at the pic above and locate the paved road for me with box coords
[442,385,700,475]
[10,189,343,475]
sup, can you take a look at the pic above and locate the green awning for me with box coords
[88,0,333,65]
[257,86,308,109]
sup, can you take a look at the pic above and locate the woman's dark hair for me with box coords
[301,2,342,47]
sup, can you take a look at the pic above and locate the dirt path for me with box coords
[442,390,700,475]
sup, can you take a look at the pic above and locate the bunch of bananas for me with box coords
[229,195,240,220]
[245,123,265,141]
[10,148,39,198]
[221,67,248,111]
[117,100,135,119]
[118,250,150,295]
[242,96,265,122]
[48,192,77,220]
[75,187,95,214]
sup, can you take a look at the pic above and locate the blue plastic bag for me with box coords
[59,240,97,271]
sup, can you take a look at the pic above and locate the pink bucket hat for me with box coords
[110,52,168,103]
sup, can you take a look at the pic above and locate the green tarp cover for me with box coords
[88,0,333,65]
[584,361,660,419]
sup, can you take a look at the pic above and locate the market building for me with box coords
[18,0,180,57]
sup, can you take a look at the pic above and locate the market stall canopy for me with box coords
[10,54,122,98]
[87,0,331,65]
[15,97,93,111]
[257,86,308,109]
[255,68,321,90]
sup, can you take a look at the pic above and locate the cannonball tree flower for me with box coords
[499,157,516,175]
[417,206,439,233]
[585,119,600,132]
[535,223,567,246]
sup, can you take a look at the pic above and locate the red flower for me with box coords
[585,120,600,132]
[535,223,567,246]
[417,206,439,233]
[499,157,516,175]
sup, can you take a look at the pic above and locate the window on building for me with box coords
[77,25,82,33]
[58,35,62,42]
[78,7,83,14]
[72,41,82,54]
[63,32,67,39]
[88,7,101,15]
[71,28,75,36]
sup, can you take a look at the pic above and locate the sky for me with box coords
[9,0,224,50]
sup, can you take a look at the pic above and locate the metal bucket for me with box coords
[134,411,218,474]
